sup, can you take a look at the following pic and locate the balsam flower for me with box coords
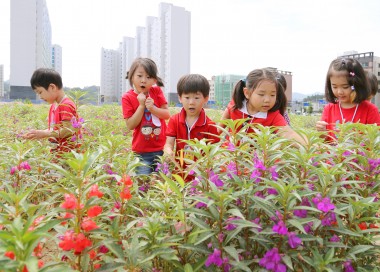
[259,248,286,272]
[205,248,223,267]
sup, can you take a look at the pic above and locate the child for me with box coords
[315,58,380,140]
[220,68,307,145]
[23,68,80,154]
[164,74,219,160]
[122,58,170,175]
[366,71,378,101]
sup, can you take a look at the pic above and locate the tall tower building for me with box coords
[157,3,191,104]
[10,0,52,100]
[101,2,190,104]
[100,48,120,103]
[52,44,62,76]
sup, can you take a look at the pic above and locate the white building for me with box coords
[10,0,52,100]
[100,48,120,103]
[101,2,190,104]
[0,65,4,98]
[52,44,62,76]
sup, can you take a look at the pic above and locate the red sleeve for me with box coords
[151,86,168,107]
[121,94,136,119]
[321,104,332,123]
[166,114,178,137]
[366,103,380,124]
[271,111,287,126]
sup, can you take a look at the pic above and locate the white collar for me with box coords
[239,100,268,119]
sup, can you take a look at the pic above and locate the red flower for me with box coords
[81,217,99,232]
[4,251,15,260]
[73,233,92,254]
[33,242,43,258]
[22,266,28,272]
[121,174,133,187]
[89,249,97,260]
[88,206,102,217]
[59,231,76,251]
[61,194,78,210]
[94,264,102,269]
[38,260,44,268]
[88,184,104,198]
[369,223,379,229]
[120,188,132,200]
[358,222,367,230]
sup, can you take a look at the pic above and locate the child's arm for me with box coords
[277,126,308,146]
[145,97,170,120]
[23,121,74,140]
[164,136,176,157]
[125,93,146,130]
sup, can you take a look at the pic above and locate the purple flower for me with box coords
[368,158,380,174]
[268,188,278,195]
[226,162,237,178]
[227,142,235,151]
[343,259,355,272]
[156,162,170,175]
[205,248,223,267]
[273,221,288,235]
[218,233,225,243]
[259,248,286,272]
[254,191,264,198]
[195,201,207,209]
[225,217,239,231]
[223,257,231,272]
[235,198,242,206]
[287,232,302,248]
[209,170,224,187]
[304,222,313,234]
[321,212,336,226]
[330,235,340,242]
[71,116,84,129]
[294,197,311,218]
[312,194,335,213]
[269,166,279,180]
[250,169,263,183]
[252,218,262,232]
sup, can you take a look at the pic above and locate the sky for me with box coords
[0,0,379,95]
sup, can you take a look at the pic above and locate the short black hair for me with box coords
[30,68,63,89]
[177,74,209,97]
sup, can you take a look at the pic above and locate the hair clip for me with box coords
[349,72,355,77]
[241,78,246,84]
[351,86,355,90]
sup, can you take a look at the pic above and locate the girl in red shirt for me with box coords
[121,58,170,175]
[220,68,307,145]
[316,58,380,142]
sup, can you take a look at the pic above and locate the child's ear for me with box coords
[48,83,57,91]
[243,87,250,99]
[204,96,209,104]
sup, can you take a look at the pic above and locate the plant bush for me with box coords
[0,103,379,272]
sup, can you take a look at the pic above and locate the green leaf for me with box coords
[184,263,194,272]
[103,240,125,260]
[224,246,240,262]
[349,245,374,256]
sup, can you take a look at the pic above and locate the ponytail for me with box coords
[156,76,164,87]
[232,79,247,110]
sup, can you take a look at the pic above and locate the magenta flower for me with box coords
[343,259,355,272]
[321,212,336,226]
[294,197,311,218]
[287,232,302,248]
[312,194,335,212]
[209,170,224,187]
[10,166,17,175]
[224,217,239,231]
[330,235,340,242]
[268,188,278,195]
[273,221,288,235]
[227,142,235,151]
[259,248,286,272]
[19,161,31,170]
[205,248,223,267]
[226,162,237,178]
[195,201,207,209]
[269,166,279,180]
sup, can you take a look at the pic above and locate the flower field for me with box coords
[0,100,380,272]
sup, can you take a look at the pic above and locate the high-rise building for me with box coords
[0,65,4,98]
[10,0,52,100]
[100,48,120,103]
[339,51,380,110]
[101,2,190,104]
[52,44,62,76]
[214,74,244,108]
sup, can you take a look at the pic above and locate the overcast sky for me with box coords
[0,0,379,94]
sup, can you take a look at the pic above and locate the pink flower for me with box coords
[61,194,78,210]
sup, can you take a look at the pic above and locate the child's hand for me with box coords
[23,129,49,140]
[137,92,147,106]
[145,97,155,111]
[316,121,328,131]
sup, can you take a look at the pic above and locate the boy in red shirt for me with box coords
[23,68,81,154]
[164,74,220,166]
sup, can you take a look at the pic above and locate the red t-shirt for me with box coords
[48,97,80,152]
[226,101,287,132]
[321,100,380,140]
[121,86,168,153]
[166,108,220,156]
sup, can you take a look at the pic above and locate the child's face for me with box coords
[131,65,157,94]
[34,84,57,104]
[244,80,276,113]
[179,91,208,118]
[330,71,353,105]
